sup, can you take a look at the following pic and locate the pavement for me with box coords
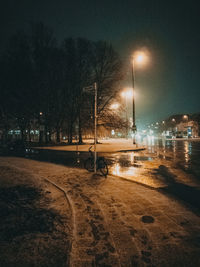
[36,138,146,153]
[1,156,200,266]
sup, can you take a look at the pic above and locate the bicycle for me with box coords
[84,146,108,177]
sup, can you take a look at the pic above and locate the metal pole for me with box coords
[94,82,97,173]
[131,58,136,144]
[125,95,128,139]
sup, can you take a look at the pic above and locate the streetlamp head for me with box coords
[110,103,119,110]
[134,51,147,64]
[121,89,133,98]
[135,54,144,63]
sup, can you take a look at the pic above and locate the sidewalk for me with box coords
[36,138,146,153]
[1,156,200,266]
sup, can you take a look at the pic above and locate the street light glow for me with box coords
[183,115,188,120]
[121,89,133,98]
[133,51,148,65]
[110,103,119,110]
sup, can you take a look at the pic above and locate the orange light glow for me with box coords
[110,103,119,110]
[121,90,133,98]
[133,51,148,65]
[183,115,188,120]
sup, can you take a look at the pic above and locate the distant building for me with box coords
[175,120,199,138]
[161,120,199,138]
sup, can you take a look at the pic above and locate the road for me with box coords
[104,139,200,212]
[106,138,200,181]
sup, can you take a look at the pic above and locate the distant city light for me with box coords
[183,115,188,120]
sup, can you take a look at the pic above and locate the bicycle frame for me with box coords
[85,146,108,176]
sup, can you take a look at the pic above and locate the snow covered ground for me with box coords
[1,156,200,266]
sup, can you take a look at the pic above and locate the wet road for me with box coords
[104,139,200,212]
[106,139,200,181]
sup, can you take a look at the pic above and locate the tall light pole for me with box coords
[131,58,136,144]
[83,83,97,173]
[131,51,148,145]
[94,82,97,174]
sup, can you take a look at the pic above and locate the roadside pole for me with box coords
[83,83,97,173]
[94,82,97,173]
[75,135,80,164]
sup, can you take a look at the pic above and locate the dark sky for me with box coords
[1,0,200,128]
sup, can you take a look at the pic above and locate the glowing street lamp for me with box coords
[121,90,133,98]
[110,103,119,110]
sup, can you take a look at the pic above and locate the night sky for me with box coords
[1,0,200,128]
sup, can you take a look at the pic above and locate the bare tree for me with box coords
[0,31,34,141]
[82,41,124,139]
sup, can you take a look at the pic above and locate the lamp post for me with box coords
[131,58,136,144]
[131,51,148,145]
[83,83,97,173]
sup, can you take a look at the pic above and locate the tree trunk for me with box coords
[56,128,60,143]
[68,120,73,144]
[2,128,9,143]
[48,130,52,143]
[39,130,43,144]
[21,128,25,141]
[28,127,31,142]
[78,109,83,144]
[45,125,48,144]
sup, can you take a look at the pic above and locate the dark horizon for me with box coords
[1,0,200,127]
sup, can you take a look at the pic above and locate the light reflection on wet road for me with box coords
[102,139,200,187]
[32,139,200,186]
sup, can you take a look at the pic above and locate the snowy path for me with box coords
[1,157,200,266]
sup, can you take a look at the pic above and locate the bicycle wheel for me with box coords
[98,158,108,177]
[84,158,94,172]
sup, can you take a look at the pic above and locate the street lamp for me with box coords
[110,103,119,110]
[131,51,147,144]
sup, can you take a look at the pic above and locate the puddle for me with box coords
[141,216,155,224]
[134,156,153,161]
